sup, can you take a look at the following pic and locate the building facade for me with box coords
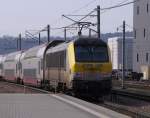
[133,0,150,80]
[108,37,133,71]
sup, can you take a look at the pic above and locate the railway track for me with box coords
[72,95,149,118]
[75,89,150,118]
[75,95,150,118]
[102,101,150,118]
[112,80,150,90]
[101,91,150,118]
[112,87,150,102]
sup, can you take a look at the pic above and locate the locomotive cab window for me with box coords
[75,45,109,62]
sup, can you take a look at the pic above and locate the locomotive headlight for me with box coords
[100,73,112,78]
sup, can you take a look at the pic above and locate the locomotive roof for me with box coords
[46,37,107,54]
[46,42,69,54]
[74,37,107,46]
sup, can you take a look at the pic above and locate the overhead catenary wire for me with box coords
[99,0,131,15]
[117,23,135,32]
[78,10,96,22]
[50,0,98,28]
[24,0,137,39]
[66,0,132,18]
[24,25,49,44]
[64,0,131,29]
[25,34,45,44]
[25,34,38,41]
[100,0,137,11]
[26,26,47,36]
[70,0,97,14]
[25,31,39,41]
[51,0,137,32]
[54,9,96,31]
[125,23,135,30]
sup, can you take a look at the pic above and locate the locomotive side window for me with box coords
[75,45,109,62]
[46,50,66,68]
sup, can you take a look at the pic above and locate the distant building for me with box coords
[133,0,150,80]
[107,37,133,71]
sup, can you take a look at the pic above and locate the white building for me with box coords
[108,37,133,71]
[133,0,150,80]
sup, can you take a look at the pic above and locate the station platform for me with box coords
[0,94,130,118]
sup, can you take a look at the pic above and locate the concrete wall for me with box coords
[133,0,150,79]
[108,37,133,71]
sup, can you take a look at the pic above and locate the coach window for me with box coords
[20,63,22,74]
[16,64,17,73]
[38,61,40,74]
[41,59,43,70]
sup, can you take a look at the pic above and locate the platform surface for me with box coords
[0,94,130,118]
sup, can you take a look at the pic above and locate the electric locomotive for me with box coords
[45,37,112,97]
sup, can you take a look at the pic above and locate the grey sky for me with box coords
[0,0,133,36]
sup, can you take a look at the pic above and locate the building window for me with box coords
[134,30,136,39]
[146,53,149,62]
[137,53,139,62]
[144,28,146,38]
[147,3,149,13]
[137,6,140,15]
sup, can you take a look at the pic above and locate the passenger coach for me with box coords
[3,51,23,83]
